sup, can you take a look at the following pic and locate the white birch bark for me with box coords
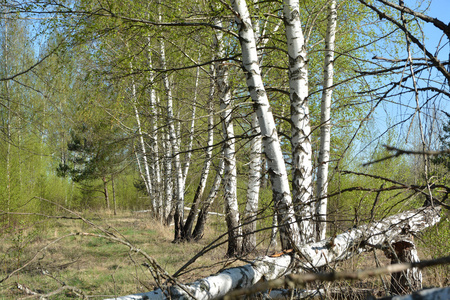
[163,130,173,223]
[158,15,184,238]
[242,114,261,253]
[315,0,337,241]
[284,0,314,244]
[269,213,278,248]
[241,0,269,254]
[230,0,301,251]
[129,61,153,204]
[110,206,441,300]
[146,35,162,218]
[215,19,242,256]
[182,58,200,185]
[149,87,162,217]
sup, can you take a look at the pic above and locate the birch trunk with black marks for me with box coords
[129,60,153,208]
[146,35,163,219]
[102,176,110,209]
[159,32,184,240]
[109,206,441,300]
[215,19,242,256]
[284,0,314,244]
[181,59,200,188]
[315,0,337,242]
[162,128,174,223]
[242,114,261,254]
[230,0,301,251]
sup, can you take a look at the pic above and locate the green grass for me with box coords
[0,210,231,299]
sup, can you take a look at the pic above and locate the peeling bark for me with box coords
[389,238,422,295]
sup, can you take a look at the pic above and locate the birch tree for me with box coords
[315,0,337,242]
[284,0,315,244]
[215,18,242,256]
[242,115,262,253]
[182,63,215,241]
[158,21,185,240]
[230,0,301,250]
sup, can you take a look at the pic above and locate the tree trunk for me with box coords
[214,18,241,256]
[182,55,200,187]
[315,0,337,241]
[130,63,153,203]
[390,238,422,295]
[230,0,301,251]
[182,63,215,241]
[149,87,162,218]
[146,35,163,219]
[242,113,262,254]
[109,206,441,300]
[283,0,314,244]
[192,157,224,241]
[112,176,116,215]
[163,130,173,224]
[159,29,184,239]
[102,176,110,210]
[269,213,278,249]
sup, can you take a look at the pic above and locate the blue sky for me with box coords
[356,0,450,159]
[423,0,449,60]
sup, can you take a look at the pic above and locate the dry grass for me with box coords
[0,210,447,299]
[0,210,238,299]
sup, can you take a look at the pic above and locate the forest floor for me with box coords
[0,209,447,299]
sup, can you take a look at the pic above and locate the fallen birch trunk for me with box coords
[106,206,441,300]
[379,287,450,300]
[265,287,450,300]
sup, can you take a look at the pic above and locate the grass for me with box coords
[0,210,234,299]
[0,209,448,299]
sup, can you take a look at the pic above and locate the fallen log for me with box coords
[106,206,441,300]
[378,287,450,300]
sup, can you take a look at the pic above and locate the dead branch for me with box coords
[222,256,450,299]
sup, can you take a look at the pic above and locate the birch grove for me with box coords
[2,0,449,299]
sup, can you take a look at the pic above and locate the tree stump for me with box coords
[390,238,422,295]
